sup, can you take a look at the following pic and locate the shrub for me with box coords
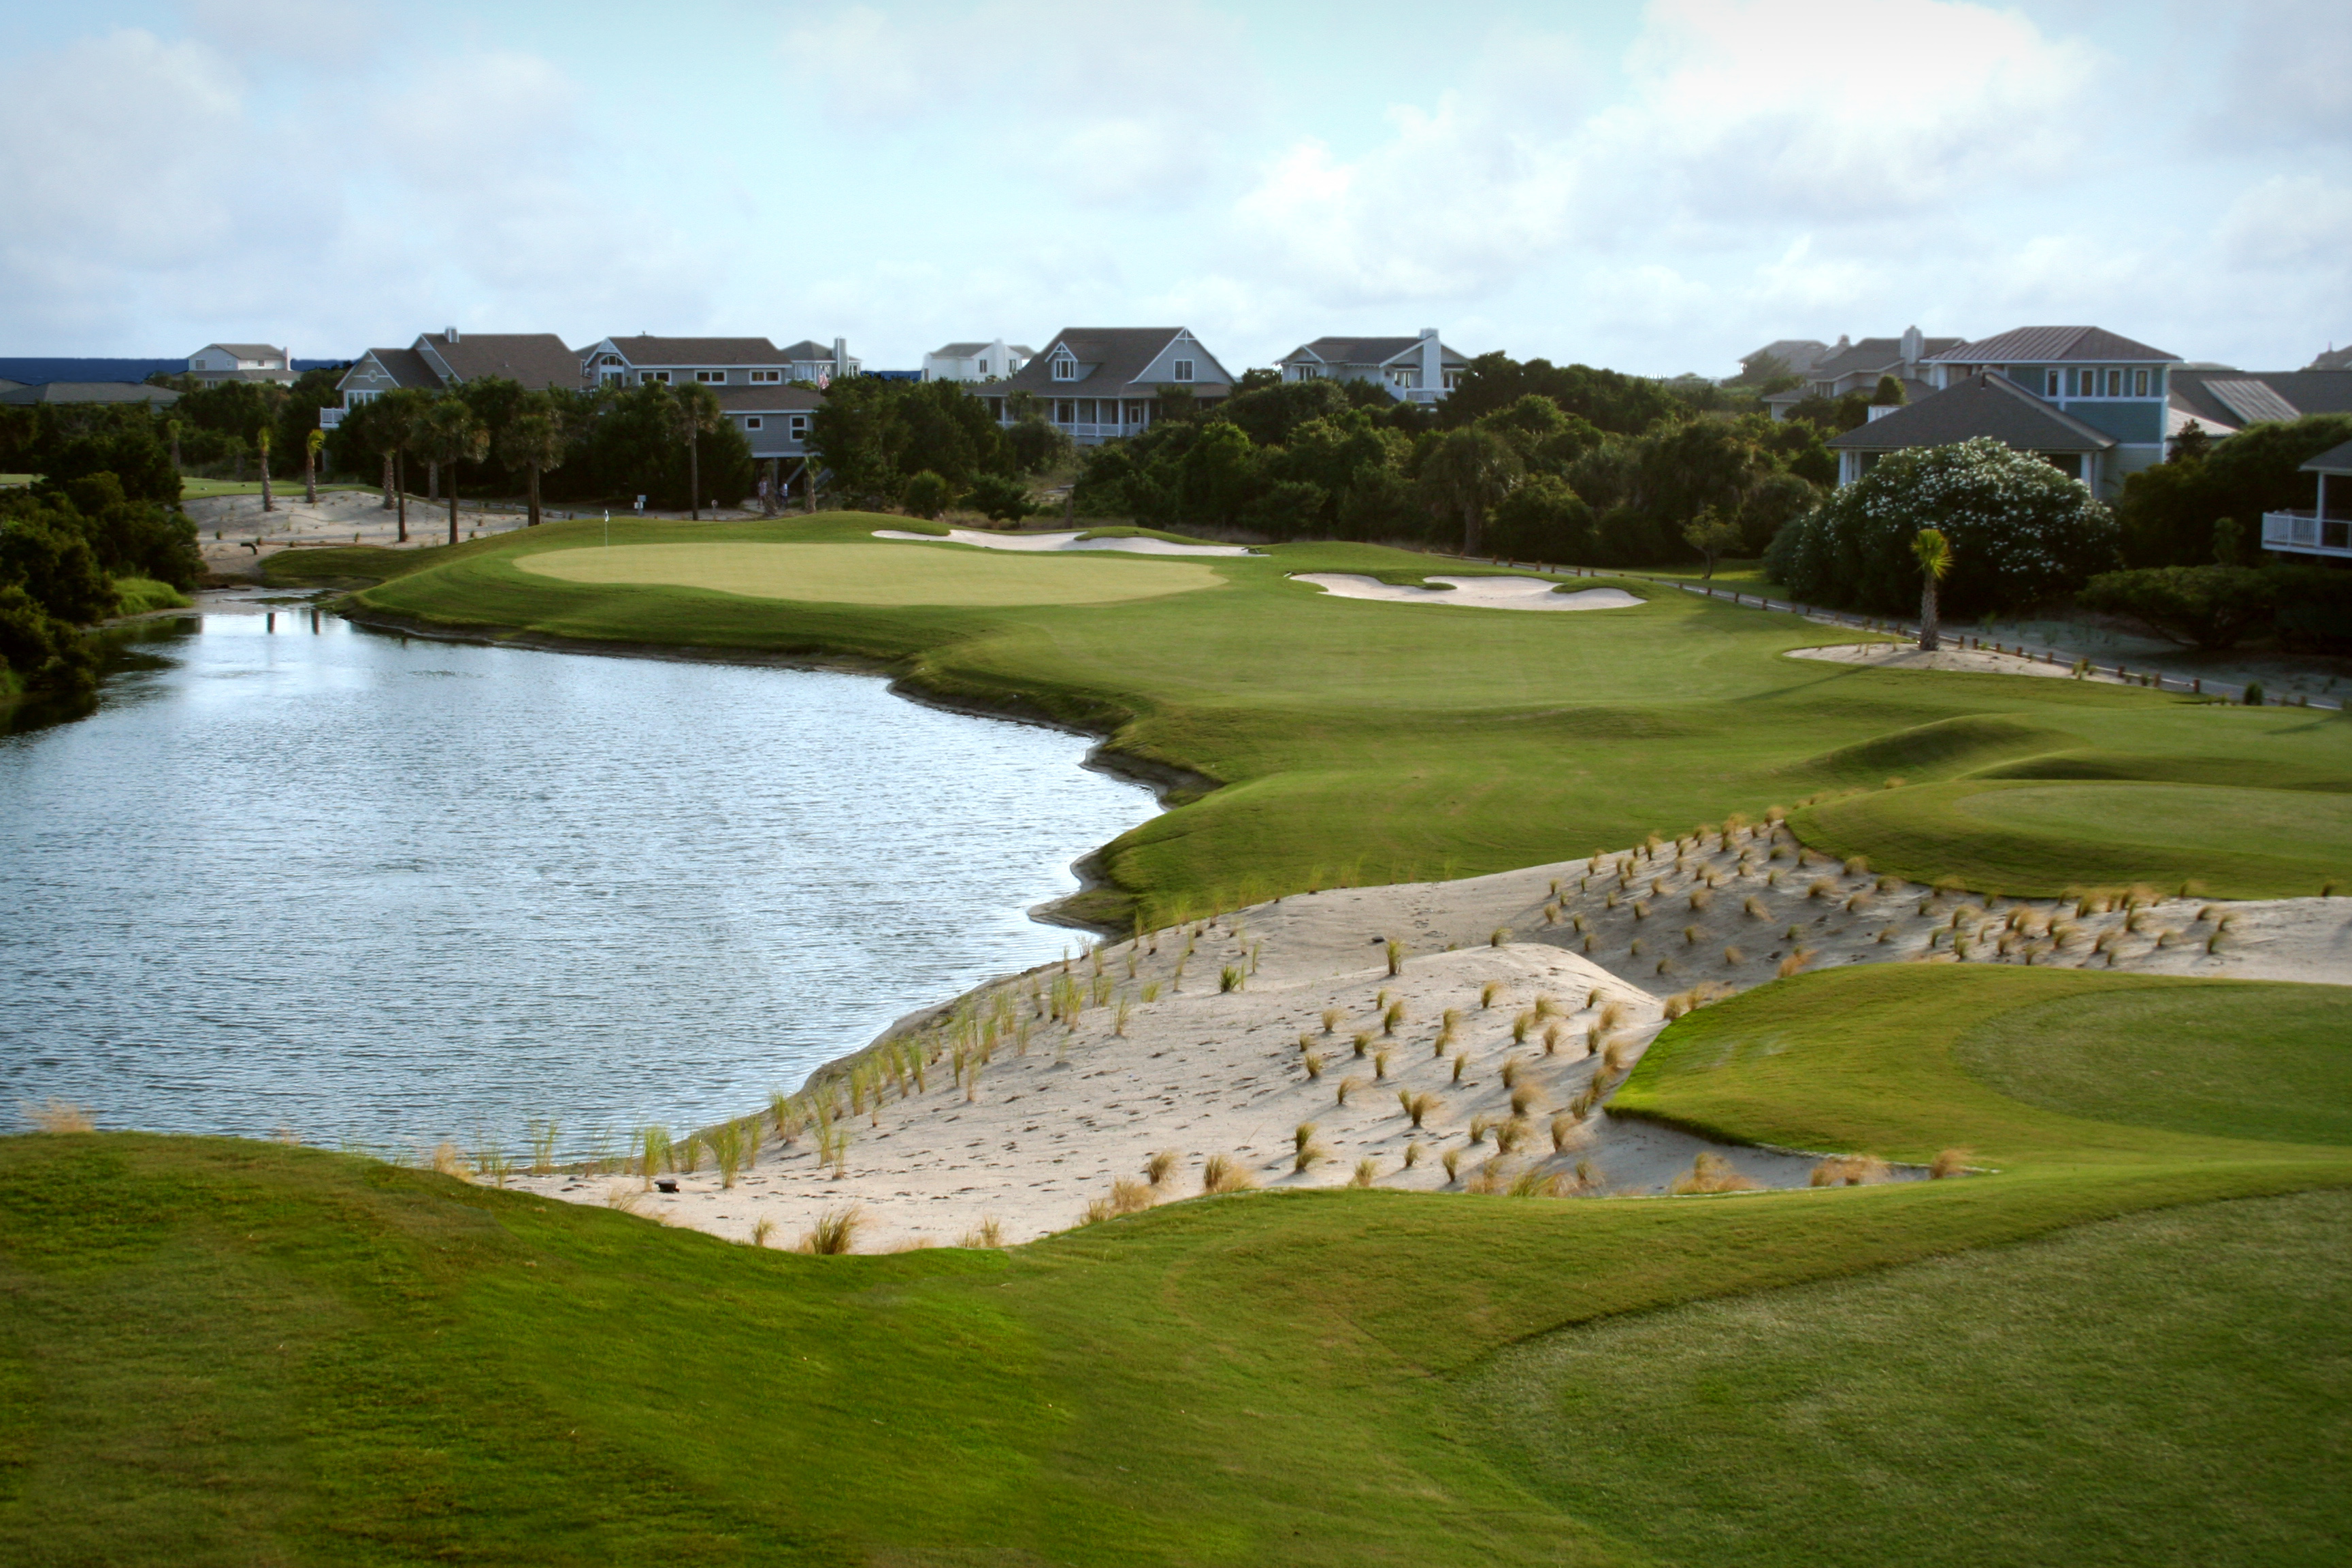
[2078,565,2275,650]
[1766,437,2121,617]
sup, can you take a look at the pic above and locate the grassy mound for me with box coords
[514,540,1223,606]
[296,514,2352,923]
[1788,779,2352,898]
[10,961,2350,1562]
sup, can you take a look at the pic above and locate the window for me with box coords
[696,370,727,383]
[598,355,621,367]
[1056,400,1074,424]
[787,415,809,439]
[743,416,762,430]
[644,370,671,384]
[2105,370,2121,396]
[1051,355,1076,381]
[2134,368,2149,397]
[1173,359,1194,382]
[750,369,781,384]
[2047,370,2063,397]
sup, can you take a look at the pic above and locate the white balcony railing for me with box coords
[317,405,345,430]
[2263,509,2352,556]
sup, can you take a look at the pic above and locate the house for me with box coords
[1276,330,1467,404]
[979,328,1235,444]
[2167,367,2352,444]
[1825,372,2119,489]
[780,340,859,383]
[2261,438,2352,561]
[711,385,824,467]
[325,329,581,427]
[924,340,1032,382]
[0,381,180,408]
[1737,338,1832,382]
[2308,346,2352,372]
[187,344,295,387]
[1918,326,2180,487]
[1762,327,1961,419]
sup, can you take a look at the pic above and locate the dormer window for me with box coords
[599,355,621,367]
[750,369,781,384]
[1173,359,1194,382]
[1051,355,1076,381]
[696,370,727,383]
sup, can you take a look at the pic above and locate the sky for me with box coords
[0,0,2345,377]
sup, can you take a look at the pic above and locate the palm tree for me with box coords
[496,406,565,527]
[1913,527,1953,651]
[165,419,182,474]
[257,427,275,512]
[304,427,325,506]
[419,398,489,546]
[1418,427,1521,555]
[670,382,723,520]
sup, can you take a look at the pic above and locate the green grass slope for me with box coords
[269,514,2352,921]
[10,964,2350,1565]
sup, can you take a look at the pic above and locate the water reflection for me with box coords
[0,604,1156,1154]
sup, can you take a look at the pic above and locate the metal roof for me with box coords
[2302,438,2352,474]
[1281,336,1467,369]
[2204,378,2302,426]
[1926,326,2178,365]
[593,336,786,366]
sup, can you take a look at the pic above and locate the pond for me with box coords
[0,600,1157,1156]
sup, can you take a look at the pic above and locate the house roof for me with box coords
[422,332,581,389]
[1810,335,1963,379]
[0,380,181,406]
[1927,326,2178,365]
[1826,372,2116,453]
[996,328,1232,397]
[201,342,286,361]
[593,336,786,367]
[1282,336,1469,370]
[710,385,824,413]
[777,340,845,362]
[2169,368,2352,431]
[2302,438,2352,474]
[347,347,443,391]
[1743,338,1830,372]
[2308,346,2352,372]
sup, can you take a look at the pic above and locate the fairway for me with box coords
[514,540,1223,606]
[1791,779,2352,898]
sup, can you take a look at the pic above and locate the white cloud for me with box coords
[1225,0,2097,308]
[780,0,1260,205]
[2217,0,2352,149]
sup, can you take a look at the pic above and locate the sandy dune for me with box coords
[1292,573,1643,611]
[874,527,1258,557]
[514,819,2349,1250]
[1790,640,2144,685]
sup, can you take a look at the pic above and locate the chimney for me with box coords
[834,337,848,378]
[1420,327,1441,399]
[1900,324,1923,372]
[446,327,460,344]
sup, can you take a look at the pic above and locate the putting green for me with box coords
[514,542,1222,606]
[1791,779,2352,898]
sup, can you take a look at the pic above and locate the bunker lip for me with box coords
[873,526,1258,557]
[1293,573,1644,612]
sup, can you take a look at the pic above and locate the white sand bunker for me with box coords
[1295,574,1642,611]
[874,527,1256,557]
[1789,641,2129,684]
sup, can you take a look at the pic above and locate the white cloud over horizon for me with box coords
[0,0,2343,376]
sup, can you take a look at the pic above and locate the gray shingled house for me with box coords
[326,329,581,427]
[186,343,295,387]
[979,328,1234,444]
[1825,372,2119,489]
[1276,331,1467,404]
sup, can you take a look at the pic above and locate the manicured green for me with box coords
[267,512,2352,926]
[178,477,368,500]
[8,963,2348,1563]
[1791,778,2352,898]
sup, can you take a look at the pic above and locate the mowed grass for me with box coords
[177,478,370,499]
[514,540,1223,605]
[10,964,2351,1564]
[1791,778,2352,898]
[273,512,2352,923]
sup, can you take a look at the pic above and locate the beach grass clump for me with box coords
[638,1126,672,1188]
[1499,1054,1527,1090]
[1930,1147,1976,1179]
[1777,949,1816,979]
[1451,1051,1471,1083]
[1337,1074,1369,1106]
[1352,1030,1373,1058]
[800,1206,865,1255]
[1220,964,1244,994]
[1147,1149,1180,1186]
[1386,938,1404,976]
[1507,1168,1569,1198]
[1383,999,1406,1034]
[1404,1139,1424,1168]
[1542,1022,1564,1056]
[1442,1147,1463,1182]
[1303,1051,1326,1081]
[708,1122,745,1189]
[1109,1177,1155,1215]
[1351,1158,1379,1188]
[1671,1152,1760,1195]
[18,1098,95,1134]
[1321,1007,1341,1034]
[1810,1154,1891,1186]
[1549,1113,1581,1154]
[1373,1049,1392,1081]
[1509,1083,1545,1117]
[1490,926,1511,948]
[1400,1090,1436,1128]
[749,1215,777,1249]
[1480,981,1501,1009]
[1512,1011,1533,1045]
[1201,1153,1256,1194]
[956,1217,1006,1247]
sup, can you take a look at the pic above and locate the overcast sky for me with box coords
[1,0,2345,376]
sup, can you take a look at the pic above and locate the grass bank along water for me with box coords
[282,510,2352,930]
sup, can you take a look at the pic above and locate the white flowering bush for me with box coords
[1765,438,2121,617]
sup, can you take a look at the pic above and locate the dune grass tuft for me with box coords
[1146,1149,1180,1186]
[1352,1030,1373,1058]
[1777,949,1816,979]
[1303,1050,1326,1081]
[1383,999,1406,1034]
[1480,981,1501,1009]
[1930,1146,1976,1179]
[1321,1007,1341,1034]
[1810,1154,1891,1186]
[1337,1074,1369,1106]
[956,1217,1006,1247]
[1351,1158,1379,1188]
[1401,1090,1435,1128]
[1670,1152,1760,1195]
[1201,1153,1256,1194]
[800,1207,865,1254]
[18,1098,95,1133]
[1442,1146,1463,1182]
[1386,938,1404,976]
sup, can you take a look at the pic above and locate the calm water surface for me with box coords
[0,603,1155,1153]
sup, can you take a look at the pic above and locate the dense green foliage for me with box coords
[2116,412,2352,568]
[2078,563,2277,649]
[5,963,2345,1563]
[809,376,1024,508]
[0,402,180,504]
[1070,368,1830,567]
[0,472,201,702]
[294,514,2352,926]
[1766,437,2121,616]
